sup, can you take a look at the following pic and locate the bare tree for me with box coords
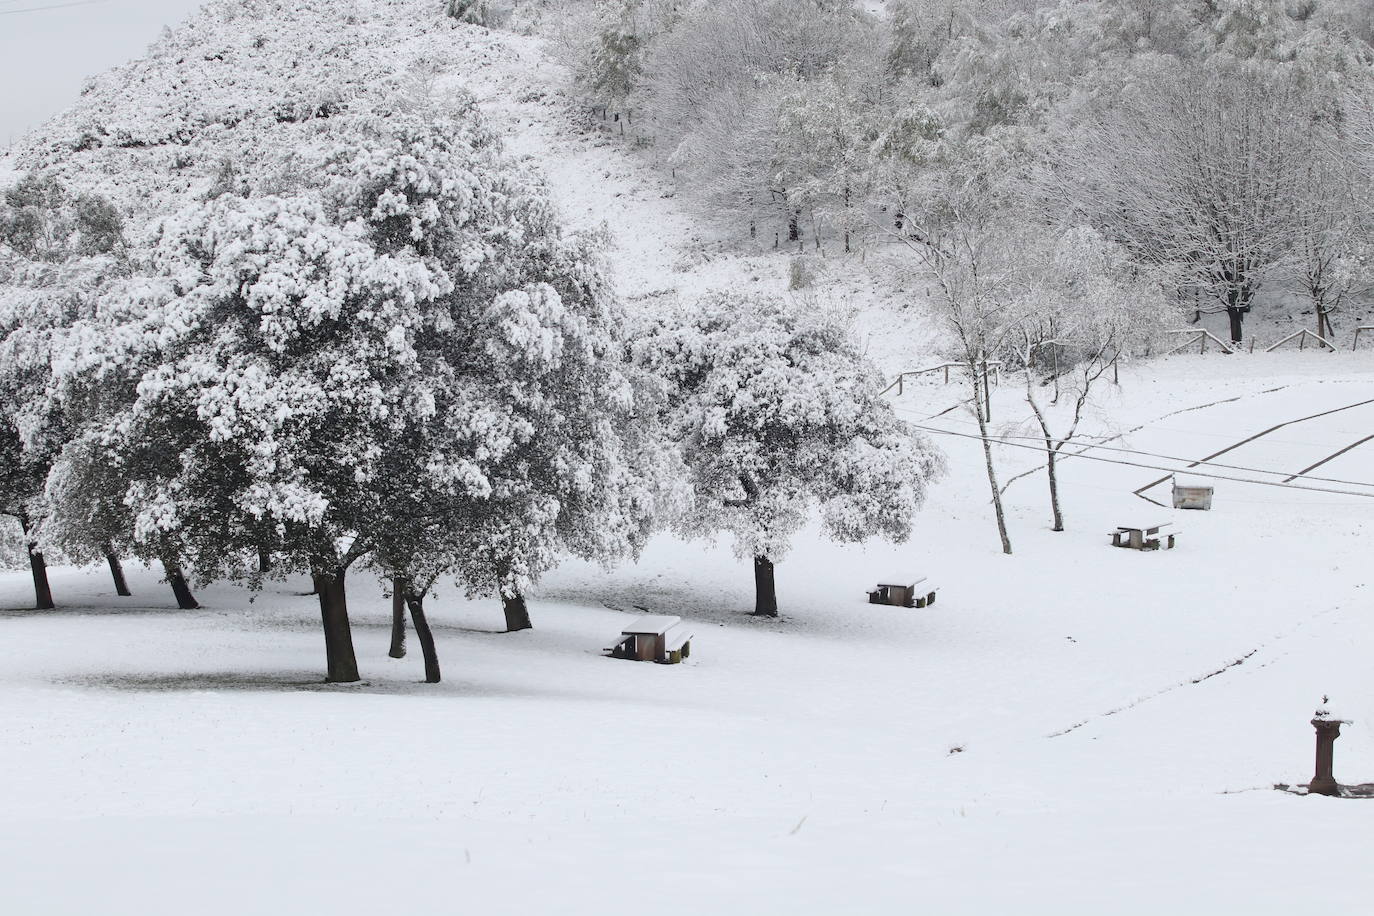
[1004,229,1174,531]
[1053,58,1306,344]
[891,143,1027,554]
[1285,141,1372,344]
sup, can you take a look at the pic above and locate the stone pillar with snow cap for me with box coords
[1309,700,1352,797]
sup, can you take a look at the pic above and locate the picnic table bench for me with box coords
[868,575,937,608]
[1110,522,1179,551]
[605,614,694,664]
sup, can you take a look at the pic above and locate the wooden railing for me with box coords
[1162,328,1235,356]
[880,361,1003,397]
[1263,328,1335,352]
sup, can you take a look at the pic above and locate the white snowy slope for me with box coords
[444,25,938,366]
[2,349,1371,915]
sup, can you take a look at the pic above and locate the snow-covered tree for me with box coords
[0,174,131,608]
[1051,55,1327,344]
[1003,228,1175,531]
[888,133,1029,554]
[366,221,680,642]
[1283,87,1374,343]
[44,85,667,682]
[640,0,873,240]
[0,425,54,609]
[634,292,943,617]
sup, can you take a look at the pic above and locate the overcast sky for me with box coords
[1,0,208,149]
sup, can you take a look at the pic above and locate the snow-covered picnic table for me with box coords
[868,576,937,608]
[1110,522,1179,551]
[606,615,693,664]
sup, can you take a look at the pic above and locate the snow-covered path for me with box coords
[441,29,754,302]
[441,27,938,369]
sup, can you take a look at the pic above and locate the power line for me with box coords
[908,422,1374,500]
[0,0,107,16]
[902,409,1374,489]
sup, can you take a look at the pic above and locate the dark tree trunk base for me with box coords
[313,568,361,683]
[753,555,778,617]
[1227,306,1245,345]
[18,516,54,610]
[502,591,532,632]
[257,548,273,574]
[405,592,440,684]
[29,547,55,610]
[166,566,199,610]
[104,545,131,597]
[388,578,407,659]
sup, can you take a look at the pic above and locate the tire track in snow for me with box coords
[1046,650,1259,738]
[1045,603,1347,739]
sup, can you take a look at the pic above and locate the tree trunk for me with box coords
[257,548,273,574]
[166,564,199,610]
[1046,448,1064,532]
[312,568,361,684]
[1316,302,1333,345]
[17,515,54,610]
[104,544,131,597]
[981,360,993,421]
[1226,306,1245,345]
[404,591,441,684]
[973,376,1013,555]
[502,590,532,632]
[388,577,407,659]
[753,555,778,617]
[28,546,54,610]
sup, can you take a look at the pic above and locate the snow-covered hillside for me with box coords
[4,5,1374,915]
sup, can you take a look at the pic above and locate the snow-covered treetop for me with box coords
[634,292,944,562]
[10,0,513,226]
[0,0,674,590]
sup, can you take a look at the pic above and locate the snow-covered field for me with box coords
[3,11,1374,914]
[3,350,1371,915]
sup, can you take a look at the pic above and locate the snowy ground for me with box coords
[4,19,1374,916]
[3,349,1372,914]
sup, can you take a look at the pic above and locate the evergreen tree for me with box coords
[634,293,943,617]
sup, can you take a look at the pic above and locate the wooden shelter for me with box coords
[1171,476,1214,510]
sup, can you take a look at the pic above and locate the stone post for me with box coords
[1309,712,1350,797]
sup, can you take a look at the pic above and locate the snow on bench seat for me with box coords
[660,624,693,664]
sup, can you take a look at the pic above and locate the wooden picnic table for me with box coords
[608,615,693,664]
[868,575,937,608]
[1111,522,1179,551]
